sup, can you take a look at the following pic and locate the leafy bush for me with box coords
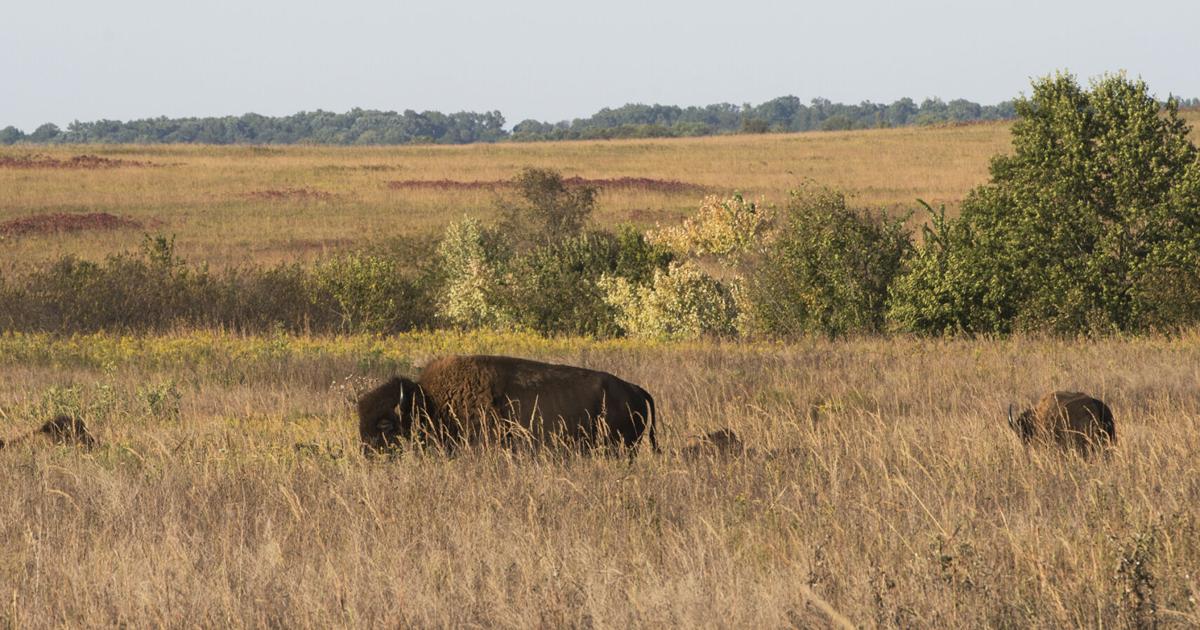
[600,261,737,340]
[888,73,1200,334]
[612,225,675,285]
[211,263,327,333]
[742,187,910,337]
[498,167,597,247]
[434,218,509,329]
[309,252,432,334]
[884,202,1003,334]
[0,235,438,335]
[493,227,672,337]
[648,193,772,265]
[497,232,623,337]
[14,235,217,332]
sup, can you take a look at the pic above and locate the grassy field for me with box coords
[1,121,1023,273]
[3,118,1200,627]
[6,115,1198,274]
[1,331,1199,627]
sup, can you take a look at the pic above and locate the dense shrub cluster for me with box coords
[0,237,437,335]
[3,75,1197,339]
[888,74,1200,335]
[432,170,674,337]
[742,188,910,337]
[600,262,738,339]
[648,193,773,264]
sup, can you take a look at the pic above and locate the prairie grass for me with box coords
[1,122,1027,272]
[2,330,1199,627]
[3,112,1200,627]
[4,113,1197,273]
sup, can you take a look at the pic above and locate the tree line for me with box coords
[0,94,1146,146]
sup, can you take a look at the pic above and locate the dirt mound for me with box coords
[0,212,148,238]
[0,154,154,169]
[245,188,334,201]
[386,176,705,194]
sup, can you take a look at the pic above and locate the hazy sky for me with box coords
[2,0,1197,131]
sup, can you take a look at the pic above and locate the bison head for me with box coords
[358,376,426,455]
[1007,404,1035,440]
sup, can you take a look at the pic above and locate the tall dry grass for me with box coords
[2,331,1198,627]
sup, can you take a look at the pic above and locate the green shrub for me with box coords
[498,232,622,337]
[884,202,1004,334]
[309,252,430,334]
[495,228,672,337]
[213,263,329,333]
[742,187,910,337]
[498,167,597,247]
[0,235,439,335]
[612,225,674,285]
[888,73,1200,334]
[18,235,217,332]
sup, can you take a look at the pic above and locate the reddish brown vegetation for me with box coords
[0,213,148,238]
[0,154,154,169]
[562,176,707,194]
[245,188,334,201]
[386,179,498,191]
[386,176,706,194]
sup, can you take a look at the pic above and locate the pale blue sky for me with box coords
[2,0,1197,131]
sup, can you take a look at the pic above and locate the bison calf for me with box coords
[1008,391,1115,455]
[357,355,658,455]
[0,415,97,450]
[679,428,746,460]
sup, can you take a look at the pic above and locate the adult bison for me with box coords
[1008,391,1115,455]
[0,415,97,450]
[357,355,658,455]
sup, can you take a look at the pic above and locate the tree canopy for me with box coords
[888,74,1200,334]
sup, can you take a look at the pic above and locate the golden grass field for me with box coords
[2,331,1199,627]
[3,119,1200,627]
[0,121,1030,273]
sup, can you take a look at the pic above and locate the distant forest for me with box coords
[3,95,1198,146]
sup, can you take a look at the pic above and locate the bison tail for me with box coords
[642,389,660,454]
[1102,403,1117,444]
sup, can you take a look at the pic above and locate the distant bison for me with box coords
[357,355,658,455]
[1008,391,1115,455]
[0,415,97,450]
[680,428,745,460]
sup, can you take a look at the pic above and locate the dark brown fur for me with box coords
[357,355,658,456]
[680,429,745,460]
[0,415,97,450]
[1008,391,1115,455]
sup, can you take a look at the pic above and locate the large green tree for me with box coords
[889,73,1200,334]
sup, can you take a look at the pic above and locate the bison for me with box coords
[0,415,97,450]
[679,428,746,460]
[357,355,658,455]
[1008,391,1115,455]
